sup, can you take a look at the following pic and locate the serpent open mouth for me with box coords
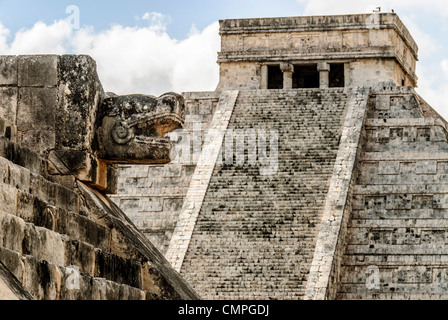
[96,92,185,163]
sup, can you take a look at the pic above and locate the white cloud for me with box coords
[141,11,172,33]
[8,20,73,54]
[0,13,220,96]
[442,59,448,76]
[0,23,10,53]
[415,65,448,120]
[399,16,439,60]
[172,22,220,92]
[297,0,448,119]
[0,6,446,120]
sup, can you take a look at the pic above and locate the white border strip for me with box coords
[165,90,239,272]
[304,87,370,300]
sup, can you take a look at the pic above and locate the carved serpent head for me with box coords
[95,92,185,163]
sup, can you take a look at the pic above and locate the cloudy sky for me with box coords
[0,0,447,117]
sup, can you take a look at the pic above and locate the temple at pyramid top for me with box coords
[216,12,418,90]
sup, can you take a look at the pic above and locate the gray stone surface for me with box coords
[305,87,370,300]
[0,54,198,300]
[18,55,57,87]
[2,11,446,301]
[178,89,348,299]
[337,86,448,299]
[165,90,239,271]
[0,56,17,85]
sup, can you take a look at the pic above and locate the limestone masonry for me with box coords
[1,11,447,300]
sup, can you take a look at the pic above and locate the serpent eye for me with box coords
[111,122,135,144]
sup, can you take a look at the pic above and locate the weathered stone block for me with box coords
[56,55,104,151]
[402,127,416,142]
[0,56,17,85]
[199,99,213,115]
[0,117,17,142]
[17,55,57,87]
[185,101,198,115]
[0,137,44,175]
[8,162,31,191]
[364,195,387,210]
[66,240,95,276]
[431,126,447,142]
[22,257,62,300]
[376,95,390,110]
[163,198,184,212]
[162,164,182,177]
[416,127,431,142]
[396,266,432,283]
[412,194,433,209]
[140,198,163,212]
[433,194,448,209]
[118,283,144,300]
[94,251,142,289]
[17,87,57,153]
[59,269,94,300]
[386,194,412,210]
[378,161,399,175]
[91,277,108,300]
[389,127,403,140]
[22,224,67,266]
[30,173,78,213]
[369,229,392,245]
[52,206,70,235]
[0,247,25,284]
[0,87,17,124]
[415,160,437,174]
[103,279,120,300]
[0,211,25,253]
[0,157,7,184]
[421,230,446,243]
[0,184,17,216]
[120,198,141,212]
[16,191,54,229]
[68,214,110,251]
[391,228,421,245]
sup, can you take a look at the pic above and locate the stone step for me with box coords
[337,292,448,300]
[353,184,448,194]
[337,284,448,296]
[0,136,44,176]
[341,254,448,266]
[344,244,448,255]
[14,250,146,300]
[348,218,448,228]
[0,155,78,213]
[361,152,448,161]
[0,208,146,297]
[179,88,349,299]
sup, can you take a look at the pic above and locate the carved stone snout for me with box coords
[96,92,185,164]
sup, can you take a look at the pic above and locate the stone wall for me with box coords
[110,91,219,254]
[0,135,198,299]
[305,87,370,300]
[216,13,417,90]
[0,54,199,300]
[337,85,448,299]
[177,89,349,299]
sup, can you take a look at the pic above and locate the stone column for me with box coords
[280,62,294,89]
[317,62,330,89]
[260,64,268,89]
